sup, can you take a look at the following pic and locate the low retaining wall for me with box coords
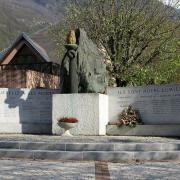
[107,125,180,136]
[52,94,108,135]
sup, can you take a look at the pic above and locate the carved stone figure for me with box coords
[60,29,108,93]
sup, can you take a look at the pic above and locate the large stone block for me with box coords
[108,84,180,124]
[52,93,108,135]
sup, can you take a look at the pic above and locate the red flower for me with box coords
[58,117,79,123]
[118,119,124,125]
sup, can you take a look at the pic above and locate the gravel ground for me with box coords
[0,134,179,143]
[0,159,95,180]
[109,162,180,180]
[0,159,180,180]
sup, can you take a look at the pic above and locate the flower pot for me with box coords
[58,122,77,137]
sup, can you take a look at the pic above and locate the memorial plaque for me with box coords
[108,84,180,124]
[0,88,60,133]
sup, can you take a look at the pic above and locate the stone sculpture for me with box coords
[60,28,108,93]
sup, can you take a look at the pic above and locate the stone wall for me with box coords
[0,84,179,136]
[108,84,180,124]
[0,69,60,89]
[0,88,60,134]
[0,89,108,135]
[26,70,60,89]
[0,70,26,88]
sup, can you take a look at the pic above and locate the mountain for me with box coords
[0,0,66,50]
[32,0,66,17]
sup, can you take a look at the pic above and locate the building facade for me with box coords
[0,33,60,89]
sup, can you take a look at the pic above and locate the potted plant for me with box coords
[57,117,79,137]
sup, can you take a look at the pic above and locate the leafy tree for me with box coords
[50,0,180,86]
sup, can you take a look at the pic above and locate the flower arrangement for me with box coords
[58,117,79,124]
[117,105,142,127]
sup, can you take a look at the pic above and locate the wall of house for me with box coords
[0,70,26,88]
[10,45,43,64]
[0,69,60,89]
[26,70,60,89]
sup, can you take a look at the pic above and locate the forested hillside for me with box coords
[0,0,66,50]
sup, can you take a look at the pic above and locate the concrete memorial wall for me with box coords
[108,84,180,124]
[0,88,60,134]
[0,88,108,135]
[0,83,180,136]
[52,94,108,135]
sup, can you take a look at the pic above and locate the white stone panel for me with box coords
[108,84,180,124]
[99,94,109,135]
[0,88,60,134]
[52,94,108,135]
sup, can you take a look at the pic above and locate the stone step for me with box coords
[0,149,180,162]
[0,141,180,151]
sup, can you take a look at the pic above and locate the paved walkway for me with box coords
[0,134,179,143]
[0,159,180,180]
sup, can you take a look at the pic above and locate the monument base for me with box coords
[106,125,180,136]
[52,94,108,135]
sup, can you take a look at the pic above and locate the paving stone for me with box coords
[161,143,180,151]
[114,143,162,151]
[1,140,180,162]
[66,143,114,151]
[0,149,33,159]
[1,159,180,179]
[0,141,20,149]
[0,159,95,180]
[134,151,180,161]
[83,151,134,162]
[34,150,83,161]
[19,142,65,151]
[95,162,110,180]
[109,162,180,180]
